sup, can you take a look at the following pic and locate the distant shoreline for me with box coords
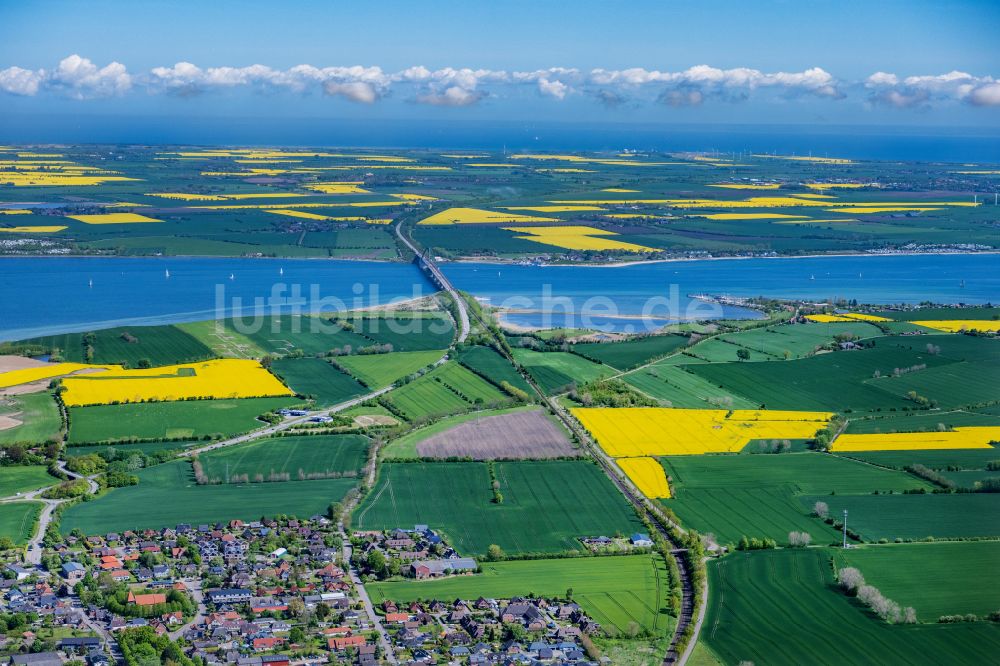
[2,249,997,267]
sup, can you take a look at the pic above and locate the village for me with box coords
[0,518,605,666]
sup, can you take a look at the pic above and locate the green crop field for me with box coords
[20,324,214,367]
[175,320,266,358]
[60,460,357,534]
[704,548,1000,666]
[224,315,373,356]
[0,465,58,497]
[801,493,1000,541]
[717,321,882,359]
[836,541,1000,618]
[836,448,1000,471]
[662,453,929,544]
[687,341,954,411]
[67,396,298,444]
[271,357,367,406]
[871,359,1000,409]
[684,337,776,363]
[571,334,689,370]
[354,460,644,555]
[623,364,757,408]
[845,409,1000,433]
[198,434,369,482]
[0,502,42,544]
[0,393,62,445]
[875,307,1000,321]
[369,554,672,635]
[336,350,444,388]
[512,349,612,394]
[457,345,532,392]
[342,314,456,351]
[384,362,510,421]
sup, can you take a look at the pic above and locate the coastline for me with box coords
[2,249,998,268]
[447,249,1000,269]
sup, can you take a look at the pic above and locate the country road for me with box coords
[180,384,397,458]
[395,220,470,343]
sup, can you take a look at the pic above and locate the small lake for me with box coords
[0,253,997,340]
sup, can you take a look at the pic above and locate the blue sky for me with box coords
[1,0,998,134]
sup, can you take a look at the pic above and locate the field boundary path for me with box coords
[399,228,701,665]
[179,385,395,457]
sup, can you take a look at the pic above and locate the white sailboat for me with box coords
[229,273,235,280]
[279,267,284,276]
[165,269,170,278]
[88,278,93,288]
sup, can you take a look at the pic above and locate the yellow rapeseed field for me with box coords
[303,182,370,194]
[0,210,31,215]
[505,226,656,253]
[708,184,781,190]
[602,188,639,193]
[617,457,671,498]
[390,193,438,201]
[805,313,891,323]
[911,320,1000,333]
[826,207,943,214]
[0,226,67,233]
[418,207,558,225]
[0,363,115,389]
[548,197,977,210]
[535,168,596,173]
[60,359,292,407]
[147,193,228,201]
[694,213,809,220]
[572,408,833,456]
[831,427,1000,452]
[841,313,892,322]
[503,206,606,212]
[263,209,390,223]
[66,213,163,225]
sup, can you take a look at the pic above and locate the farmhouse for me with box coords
[128,592,167,607]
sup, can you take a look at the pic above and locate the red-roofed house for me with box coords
[328,635,366,650]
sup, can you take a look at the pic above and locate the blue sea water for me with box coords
[0,253,997,340]
[442,253,1000,331]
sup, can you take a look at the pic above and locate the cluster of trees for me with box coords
[736,536,777,551]
[197,467,358,486]
[119,627,197,666]
[755,439,792,454]
[0,443,50,466]
[838,567,916,624]
[811,416,845,451]
[41,478,90,499]
[78,577,195,619]
[487,461,503,504]
[570,379,657,408]
[788,531,812,547]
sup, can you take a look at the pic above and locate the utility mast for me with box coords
[842,509,849,548]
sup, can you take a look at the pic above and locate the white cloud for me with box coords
[1,55,996,113]
[865,70,999,108]
[589,65,842,104]
[0,66,45,96]
[416,85,484,107]
[969,82,1000,107]
[50,55,131,99]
